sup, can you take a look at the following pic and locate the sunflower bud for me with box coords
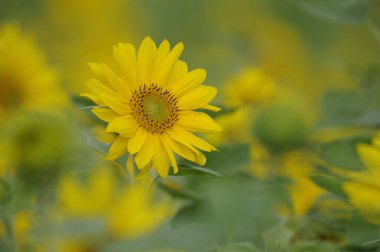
[2,111,84,188]
[253,103,308,152]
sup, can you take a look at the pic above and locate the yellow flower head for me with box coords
[223,68,276,107]
[0,24,66,115]
[82,37,222,177]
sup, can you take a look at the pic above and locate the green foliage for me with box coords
[310,173,347,198]
[296,0,371,25]
[319,136,369,171]
[203,143,251,173]
[168,164,226,177]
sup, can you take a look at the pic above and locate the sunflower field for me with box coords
[1,0,380,251]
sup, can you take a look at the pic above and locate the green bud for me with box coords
[253,103,309,152]
[2,110,86,187]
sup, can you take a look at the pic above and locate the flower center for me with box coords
[130,84,179,134]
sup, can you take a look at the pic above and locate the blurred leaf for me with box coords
[104,222,217,252]
[322,90,368,117]
[263,222,293,252]
[158,182,202,201]
[72,95,108,125]
[58,218,106,238]
[84,130,109,155]
[364,238,380,248]
[289,241,340,252]
[83,131,129,168]
[217,242,259,252]
[72,94,96,108]
[203,143,250,172]
[168,164,226,177]
[296,0,371,25]
[310,173,348,198]
[346,214,379,246]
[319,136,369,171]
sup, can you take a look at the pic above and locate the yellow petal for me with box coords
[106,115,138,137]
[135,134,154,169]
[161,133,196,162]
[137,37,157,85]
[106,136,129,160]
[113,42,140,90]
[88,62,130,97]
[178,111,222,133]
[170,126,217,152]
[177,85,217,111]
[357,143,380,176]
[170,68,206,96]
[86,79,129,115]
[160,135,178,174]
[195,152,206,166]
[91,108,119,122]
[127,127,148,154]
[200,104,221,112]
[166,60,188,87]
[151,40,170,83]
[155,42,184,87]
[152,137,170,177]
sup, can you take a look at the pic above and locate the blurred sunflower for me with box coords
[83,37,222,177]
[342,132,380,224]
[223,68,277,107]
[0,24,67,116]
[58,168,169,239]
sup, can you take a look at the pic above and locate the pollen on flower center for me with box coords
[130,84,179,134]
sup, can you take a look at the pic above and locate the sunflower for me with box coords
[0,24,67,115]
[82,37,222,177]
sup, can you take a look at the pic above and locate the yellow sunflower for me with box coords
[82,37,222,177]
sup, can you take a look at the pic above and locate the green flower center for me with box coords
[130,84,179,134]
[143,95,169,122]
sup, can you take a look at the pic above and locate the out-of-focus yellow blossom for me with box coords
[281,151,325,216]
[0,211,34,248]
[249,149,324,216]
[249,141,271,179]
[342,133,380,224]
[206,107,251,146]
[58,168,169,238]
[0,24,67,116]
[223,68,277,107]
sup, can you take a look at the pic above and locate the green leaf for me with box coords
[158,182,202,201]
[289,241,340,252]
[58,218,106,238]
[319,136,370,171]
[310,173,348,198]
[217,242,259,252]
[296,0,371,25]
[168,164,226,177]
[346,214,379,246]
[203,143,250,172]
[263,222,293,252]
[322,90,369,117]
[71,94,96,109]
